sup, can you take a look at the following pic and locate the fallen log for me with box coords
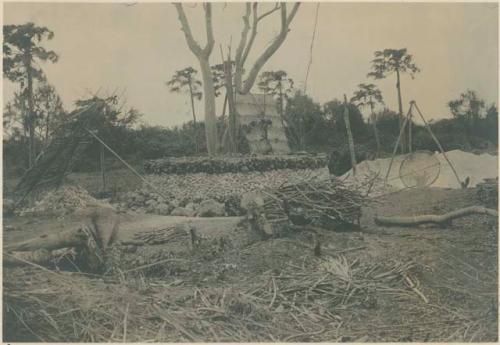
[4,228,88,252]
[374,206,498,227]
[4,205,120,253]
[3,250,53,266]
[4,204,247,272]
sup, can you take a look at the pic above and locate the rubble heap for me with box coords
[18,186,102,217]
[118,168,330,216]
[144,154,327,175]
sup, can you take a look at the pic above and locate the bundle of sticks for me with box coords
[132,226,187,245]
[262,177,366,228]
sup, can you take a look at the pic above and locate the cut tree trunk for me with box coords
[5,210,244,255]
[374,206,498,227]
[4,228,88,252]
[4,250,54,266]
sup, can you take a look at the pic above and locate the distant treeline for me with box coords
[3,90,498,178]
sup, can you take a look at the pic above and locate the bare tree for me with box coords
[174,3,217,155]
[174,3,300,156]
[233,3,300,95]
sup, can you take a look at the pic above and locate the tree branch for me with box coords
[234,3,252,91]
[258,2,281,21]
[286,2,300,26]
[173,3,203,56]
[374,206,498,227]
[240,2,300,94]
[240,3,281,72]
[203,3,215,57]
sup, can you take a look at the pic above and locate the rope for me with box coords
[85,129,171,201]
[303,3,320,94]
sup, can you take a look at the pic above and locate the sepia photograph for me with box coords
[2,1,499,342]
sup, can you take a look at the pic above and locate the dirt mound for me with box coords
[343,150,498,190]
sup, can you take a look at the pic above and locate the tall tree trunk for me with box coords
[198,58,218,155]
[396,68,405,153]
[25,52,36,168]
[174,3,216,155]
[187,76,199,154]
[369,98,380,158]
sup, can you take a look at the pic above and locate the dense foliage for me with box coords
[4,88,497,178]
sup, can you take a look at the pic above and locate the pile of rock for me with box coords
[18,185,103,217]
[119,189,227,217]
[117,168,330,217]
[144,154,327,175]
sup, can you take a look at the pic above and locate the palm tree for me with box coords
[368,48,419,152]
[351,83,384,156]
[167,67,202,153]
[3,22,58,167]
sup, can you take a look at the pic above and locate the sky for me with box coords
[3,2,499,128]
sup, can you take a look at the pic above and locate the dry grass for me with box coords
[6,250,492,343]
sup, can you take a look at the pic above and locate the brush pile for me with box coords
[262,176,367,227]
[18,185,102,217]
[144,154,327,175]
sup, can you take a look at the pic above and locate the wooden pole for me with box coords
[100,143,106,192]
[408,108,412,154]
[85,130,171,200]
[224,59,237,153]
[413,102,463,187]
[384,104,413,183]
[343,95,357,176]
[396,68,406,153]
[187,76,199,154]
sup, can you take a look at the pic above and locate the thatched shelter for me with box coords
[235,93,290,154]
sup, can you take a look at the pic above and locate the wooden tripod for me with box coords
[384,101,463,188]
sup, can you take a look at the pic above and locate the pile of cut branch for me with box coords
[262,177,368,228]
